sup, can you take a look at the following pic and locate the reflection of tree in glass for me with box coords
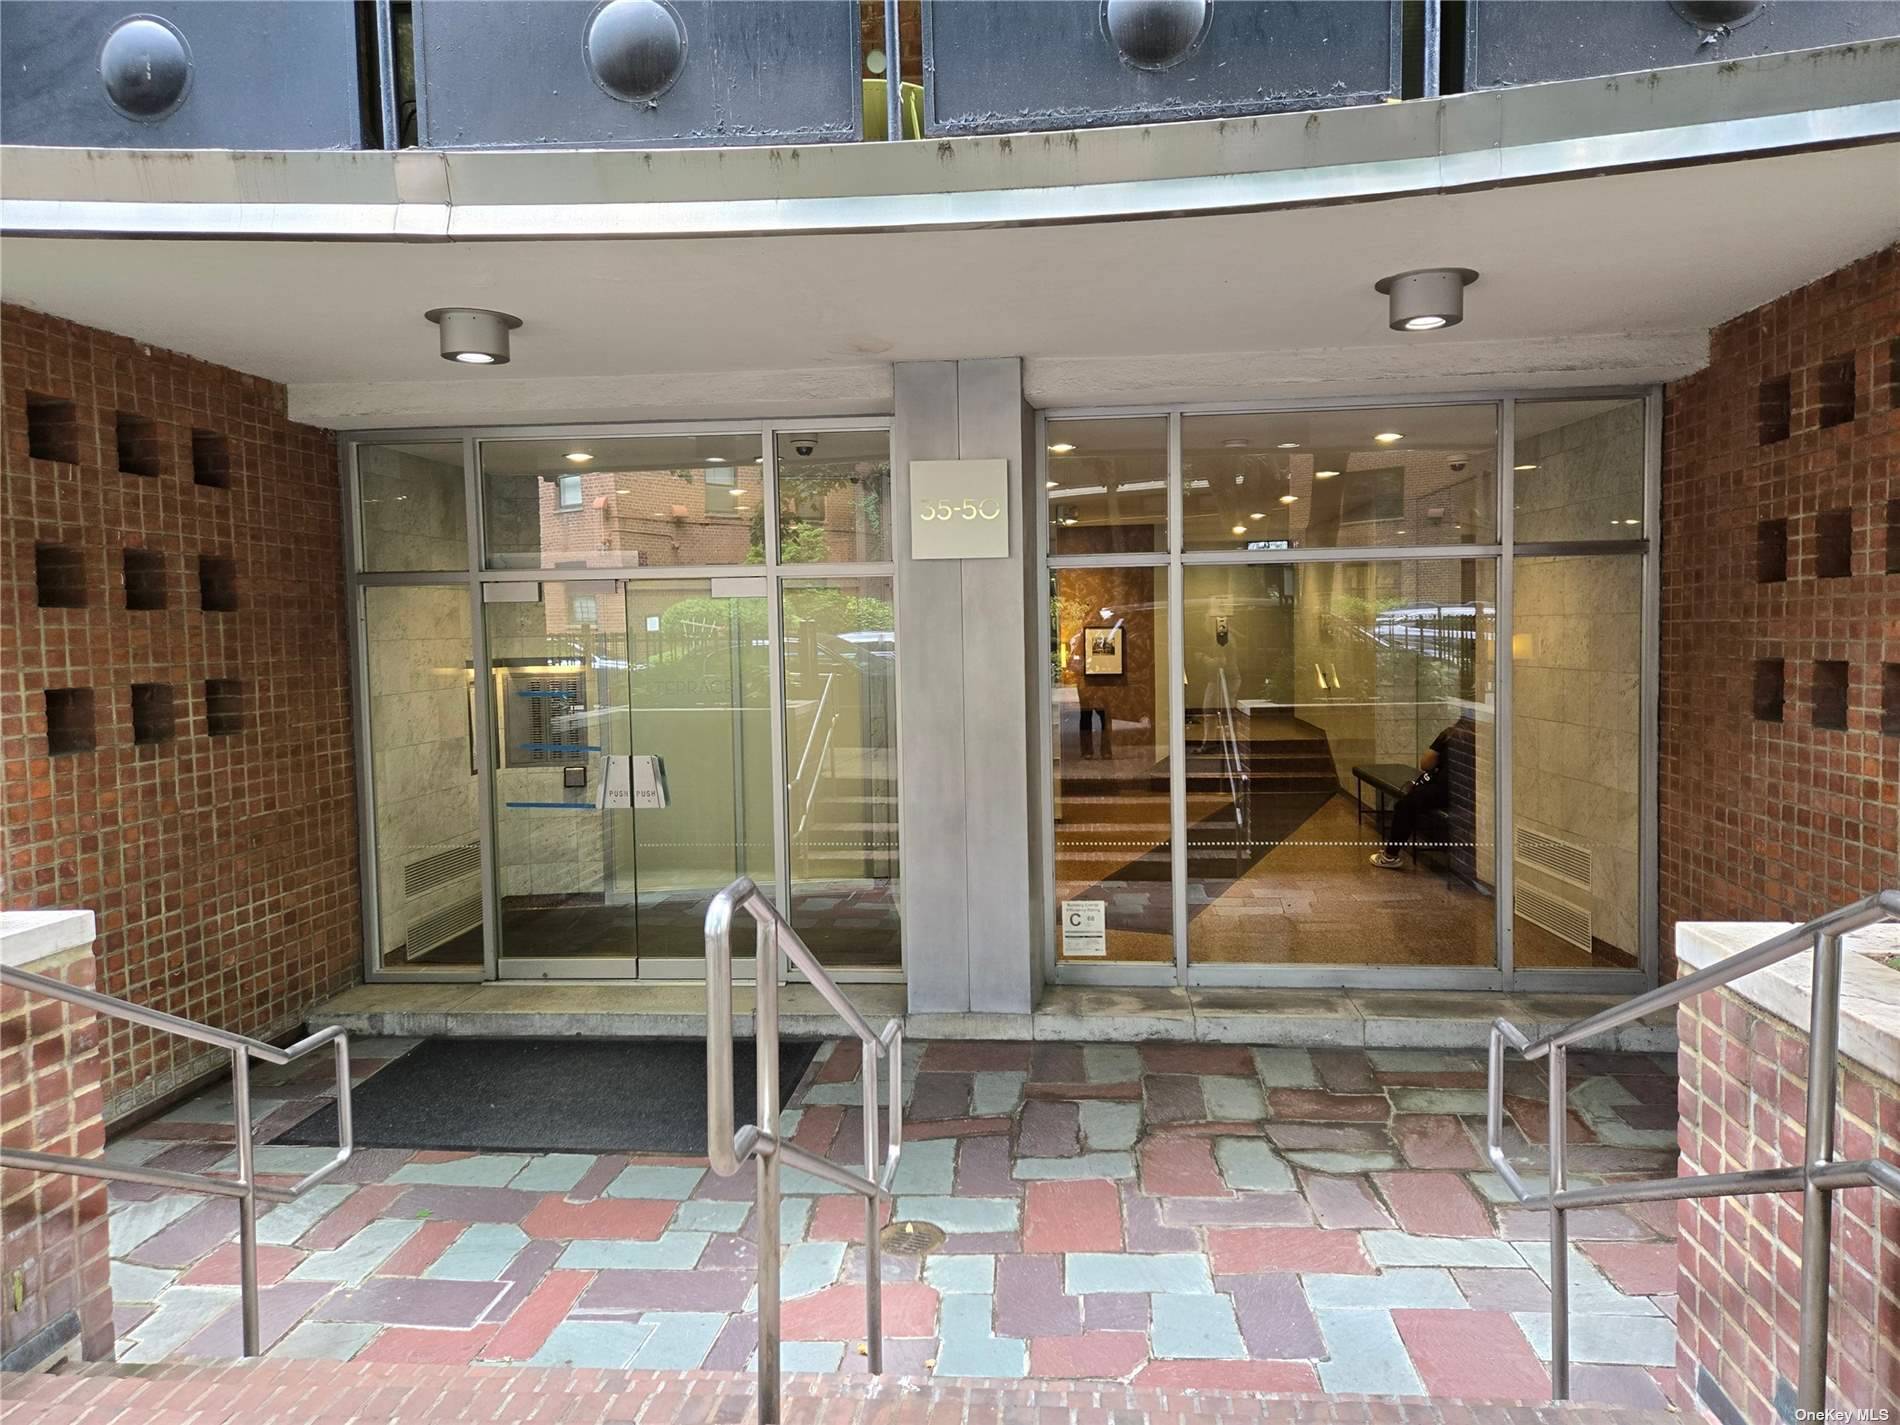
[754,459,889,564]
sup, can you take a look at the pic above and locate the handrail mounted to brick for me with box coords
[1485,888,1900,1411]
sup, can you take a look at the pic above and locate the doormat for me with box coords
[278,1037,822,1155]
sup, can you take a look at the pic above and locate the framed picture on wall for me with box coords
[1083,625,1124,676]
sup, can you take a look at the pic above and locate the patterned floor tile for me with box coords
[1150,1292,1246,1359]
[1064,1252,1212,1295]
[1314,1308,1427,1395]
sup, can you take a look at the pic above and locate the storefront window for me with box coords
[776,430,892,563]
[1046,416,1168,556]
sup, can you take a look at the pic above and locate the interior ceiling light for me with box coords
[1250,512,1266,520]
[1279,494,1299,505]
[1515,463,1538,471]
[1276,442,1300,449]
[705,455,727,463]
[1374,267,1479,332]
[564,450,593,464]
[1046,480,1059,490]
[1222,438,1250,449]
[425,307,521,365]
[1231,524,1247,535]
[1373,432,1404,444]
[1315,469,1340,479]
[1048,442,1077,454]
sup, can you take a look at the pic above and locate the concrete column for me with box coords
[892,359,1041,1016]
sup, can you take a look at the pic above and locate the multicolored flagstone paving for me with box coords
[101,1039,1683,1409]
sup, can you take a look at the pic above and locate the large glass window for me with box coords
[363,585,483,972]
[357,441,467,572]
[1049,567,1172,963]
[1046,416,1168,556]
[1513,399,1647,542]
[782,579,900,967]
[481,434,765,571]
[1181,560,1498,968]
[1183,407,1497,553]
[776,430,893,564]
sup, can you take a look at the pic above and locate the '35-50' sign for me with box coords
[909,459,1011,560]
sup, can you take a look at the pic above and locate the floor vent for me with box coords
[1516,827,1591,888]
[406,896,483,957]
[405,842,480,898]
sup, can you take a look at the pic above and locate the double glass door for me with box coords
[487,578,773,978]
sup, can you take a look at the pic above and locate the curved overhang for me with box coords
[3,40,1898,242]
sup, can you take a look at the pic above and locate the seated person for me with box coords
[1369,721,1459,870]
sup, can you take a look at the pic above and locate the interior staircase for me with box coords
[3,1360,1683,1424]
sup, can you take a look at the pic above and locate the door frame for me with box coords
[342,416,901,986]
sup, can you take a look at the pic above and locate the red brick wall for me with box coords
[0,305,360,1120]
[0,941,113,1364]
[1675,988,1899,1418]
[1659,246,1900,977]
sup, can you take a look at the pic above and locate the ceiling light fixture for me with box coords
[1515,463,1538,472]
[425,307,521,365]
[1374,267,1479,332]
[1222,438,1250,449]
[705,455,727,463]
[1315,469,1340,479]
[1231,524,1248,535]
[1276,442,1300,450]
[564,451,593,464]
[1279,494,1298,505]
[1046,480,1059,490]
[1048,442,1077,454]
[1374,432,1404,444]
[1250,512,1266,520]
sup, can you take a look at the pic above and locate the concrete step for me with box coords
[6,1360,1683,1424]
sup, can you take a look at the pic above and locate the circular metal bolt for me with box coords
[879,1220,948,1256]
[99,15,192,121]
[1102,0,1209,70]
[585,0,687,103]
[1670,2,1765,29]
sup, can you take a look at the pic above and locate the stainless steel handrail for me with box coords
[0,963,354,1357]
[706,876,903,1425]
[1485,888,1900,1411]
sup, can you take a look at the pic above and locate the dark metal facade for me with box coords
[0,1,369,150]
[1462,1,1900,90]
[411,0,861,149]
[920,0,1403,138]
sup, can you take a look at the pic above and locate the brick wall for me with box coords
[0,940,113,1366]
[1659,246,1900,977]
[1675,988,1899,1419]
[0,305,360,1120]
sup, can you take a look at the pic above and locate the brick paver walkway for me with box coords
[97,1040,1683,1410]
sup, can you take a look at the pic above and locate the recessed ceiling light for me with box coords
[1046,480,1059,490]
[1374,432,1404,444]
[616,487,629,494]
[1315,469,1340,479]
[564,451,593,463]
[425,307,521,365]
[1250,512,1266,520]
[706,455,727,463]
[1374,267,1479,332]
[1276,442,1299,449]
[1222,438,1250,449]
[1515,463,1538,472]
[1279,494,1298,505]
[1048,442,1077,454]
[1624,517,1641,525]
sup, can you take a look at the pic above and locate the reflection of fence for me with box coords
[1318,603,1484,692]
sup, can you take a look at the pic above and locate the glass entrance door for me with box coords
[488,578,772,978]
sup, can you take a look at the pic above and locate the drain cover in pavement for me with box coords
[879,1219,947,1255]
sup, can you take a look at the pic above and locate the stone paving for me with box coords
[100,1038,1684,1409]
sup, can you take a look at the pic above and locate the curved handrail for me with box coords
[1485,888,1899,1412]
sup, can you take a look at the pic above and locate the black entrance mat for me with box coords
[278,1037,822,1155]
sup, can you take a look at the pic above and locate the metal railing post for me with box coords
[862,1033,883,1375]
[1797,930,1843,1416]
[1546,1044,1570,1401]
[883,0,902,141]
[231,1044,261,1358]
[755,915,782,1425]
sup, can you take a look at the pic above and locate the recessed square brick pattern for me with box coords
[1883,664,1900,738]
[204,677,243,736]
[1750,658,1783,723]
[1756,374,1791,444]
[130,682,175,744]
[1,302,358,1120]
[1886,497,1899,574]
[121,546,166,610]
[1659,243,1897,978]
[115,411,163,477]
[192,428,232,488]
[1815,352,1856,429]
[33,542,86,608]
[1814,507,1852,579]
[24,392,79,463]
[1754,517,1786,583]
[198,553,239,612]
[1810,660,1849,731]
[43,687,95,755]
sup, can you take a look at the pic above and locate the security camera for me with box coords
[1448,459,1468,473]
[792,439,817,457]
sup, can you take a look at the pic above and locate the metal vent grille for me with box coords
[407,896,483,956]
[404,842,480,898]
[1517,828,1591,887]
[1517,885,1592,953]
